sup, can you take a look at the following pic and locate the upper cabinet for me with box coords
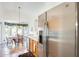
[38,13,46,28]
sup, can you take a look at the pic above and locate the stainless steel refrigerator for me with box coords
[42,2,79,57]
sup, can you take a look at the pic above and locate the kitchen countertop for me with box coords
[28,35,38,42]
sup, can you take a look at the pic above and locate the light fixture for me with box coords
[18,6,21,28]
[18,6,22,35]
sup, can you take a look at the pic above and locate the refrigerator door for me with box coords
[47,2,76,57]
[38,12,47,57]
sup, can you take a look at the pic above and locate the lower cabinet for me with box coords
[29,38,38,57]
[38,43,44,57]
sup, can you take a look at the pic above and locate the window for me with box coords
[11,26,17,37]
[5,22,28,37]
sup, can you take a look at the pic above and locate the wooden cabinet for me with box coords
[29,38,38,56]
[38,13,46,28]
[29,38,33,52]
[38,43,44,57]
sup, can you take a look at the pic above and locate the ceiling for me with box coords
[0,2,62,23]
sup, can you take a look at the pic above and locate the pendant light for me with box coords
[17,6,21,35]
[18,6,21,28]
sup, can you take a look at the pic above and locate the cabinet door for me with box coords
[38,43,44,57]
[29,38,38,56]
[32,40,38,56]
[29,38,33,52]
[38,13,46,28]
